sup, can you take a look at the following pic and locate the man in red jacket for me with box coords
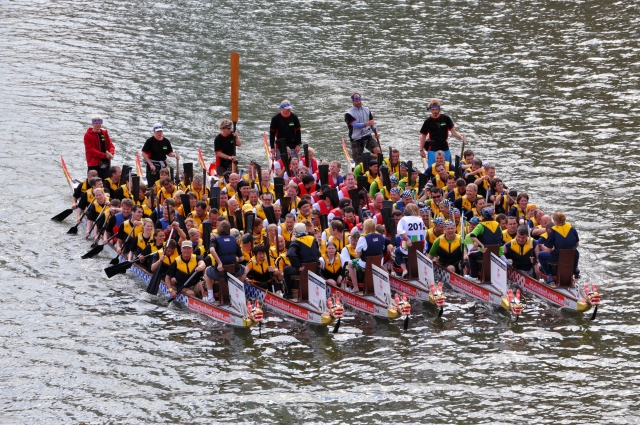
[84,115,115,179]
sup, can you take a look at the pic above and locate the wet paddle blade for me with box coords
[52,208,73,222]
[146,263,163,295]
[332,318,341,334]
[590,305,598,321]
[437,306,444,318]
[109,256,120,265]
[67,224,80,234]
[403,316,409,331]
[104,261,132,278]
[81,244,104,259]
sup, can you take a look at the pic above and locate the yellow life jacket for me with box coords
[322,254,342,275]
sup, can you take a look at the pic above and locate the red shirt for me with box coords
[84,127,115,167]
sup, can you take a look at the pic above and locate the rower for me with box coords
[85,188,110,238]
[465,207,504,281]
[428,220,465,274]
[283,223,320,299]
[138,227,166,271]
[116,205,144,255]
[103,165,121,197]
[245,244,277,290]
[151,239,179,277]
[346,219,385,293]
[164,241,206,298]
[393,204,427,278]
[72,170,99,211]
[538,211,580,285]
[129,218,155,262]
[504,226,539,278]
[321,241,344,287]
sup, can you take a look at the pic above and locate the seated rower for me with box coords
[425,150,454,180]
[465,207,504,280]
[240,234,254,266]
[187,175,209,201]
[502,216,518,243]
[77,176,103,212]
[383,148,401,175]
[116,205,144,255]
[447,178,466,202]
[150,239,179,277]
[393,204,427,278]
[504,225,539,278]
[428,220,465,274]
[128,218,155,262]
[85,188,110,239]
[138,227,166,271]
[72,170,99,211]
[538,211,580,285]
[165,241,206,298]
[203,221,247,302]
[327,161,344,189]
[103,165,122,197]
[320,242,344,290]
[508,192,530,221]
[284,223,320,299]
[245,244,277,290]
[346,219,385,293]
[278,213,296,248]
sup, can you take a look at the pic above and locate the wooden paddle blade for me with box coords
[209,187,220,210]
[318,164,329,186]
[230,52,240,123]
[362,152,371,174]
[52,208,73,222]
[183,163,193,187]
[81,244,104,259]
[332,318,341,333]
[104,261,133,278]
[120,165,132,186]
[146,263,163,295]
[131,174,140,204]
[418,174,429,195]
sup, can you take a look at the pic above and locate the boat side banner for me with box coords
[371,264,391,306]
[449,273,491,302]
[264,293,315,321]
[329,287,375,314]
[490,253,507,296]
[228,274,250,317]
[187,298,232,324]
[307,270,327,313]
[416,251,434,290]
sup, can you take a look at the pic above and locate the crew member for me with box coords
[283,223,320,299]
[84,115,115,179]
[538,211,580,285]
[141,123,178,187]
[269,99,302,166]
[345,93,381,164]
[419,99,465,168]
[165,241,206,298]
[214,119,242,173]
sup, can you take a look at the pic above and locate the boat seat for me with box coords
[556,249,576,287]
[363,255,382,296]
[407,241,426,278]
[479,245,499,283]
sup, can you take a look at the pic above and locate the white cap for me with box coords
[153,123,164,132]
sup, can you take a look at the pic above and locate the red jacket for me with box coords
[84,128,115,167]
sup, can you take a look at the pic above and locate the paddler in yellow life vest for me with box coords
[150,239,179,277]
[283,223,320,299]
[85,187,110,238]
[245,244,277,291]
[531,214,552,241]
[279,213,296,248]
[504,225,539,278]
[187,175,209,201]
[368,164,390,199]
[426,150,455,180]
[453,182,479,218]
[129,218,155,262]
[321,241,344,287]
[508,192,530,221]
[399,165,420,193]
[116,205,144,255]
[473,163,496,198]
[272,235,290,287]
[164,241,206,298]
[296,199,313,223]
[137,227,166,271]
[186,228,205,256]
[152,169,171,196]
[465,207,504,280]
[72,170,99,210]
[383,148,402,175]
[256,169,275,198]
[430,162,452,189]
[428,220,465,273]
[376,174,399,200]
[158,178,177,205]
[502,216,519,243]
[427,217,445,246]
[242,161,260,188]
[77,176,103,211]
[187,200,209,228]
[447,178,466,202]
[103,165,121,196]
[224,172,240,199]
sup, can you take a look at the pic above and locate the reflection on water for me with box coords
[0,0,639,423]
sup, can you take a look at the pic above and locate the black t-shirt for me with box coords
[419,114,454,151]
[214,133,236,167]
[142,136,173,161]
[269,112,302,149]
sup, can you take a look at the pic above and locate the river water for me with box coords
[1,0,639,423]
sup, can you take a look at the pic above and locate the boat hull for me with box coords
[434,264,504,307]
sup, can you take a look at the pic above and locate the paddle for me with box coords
[303,143,310,172]
[403,315,409,331]
[183,163,193,188]
[231,52,240,174]
[131,174,140,204]
[81,233,117,259]
[332,317,341,333]
[175,154,180,186]
[180,193,192,218]
[318,164,329,187]
[168,270,204,304]
[104,252,159,278]
[67,203,93,234]
[51,208,74,222]
[407,161,413,188]
[85,207,106,240]
[255,163,262,193]
[146,228,174,295]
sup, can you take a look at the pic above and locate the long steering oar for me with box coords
[104,252,159,278]
[167,270,203,304]
[82,233,117,259]
[52,207,74,222]
[67,204,93,234]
